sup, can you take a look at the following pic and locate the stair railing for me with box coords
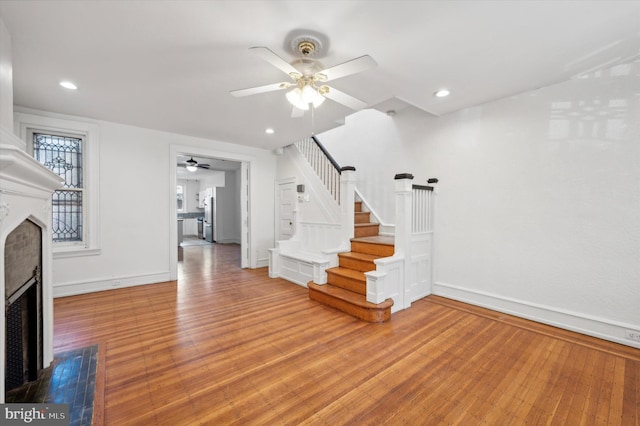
[293,136,341,204]
[411,184,434,233]
[366,174,436,312]
[408,182,435,302]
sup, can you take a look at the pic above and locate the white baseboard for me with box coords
[216,238,241,244]
[53,272,172,297]
[255,257,269,268]
[433,281,640,349]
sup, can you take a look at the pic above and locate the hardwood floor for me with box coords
[53,243,640,425]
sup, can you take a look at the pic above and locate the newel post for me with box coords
[394,173,413,310]
[340,166,356,244]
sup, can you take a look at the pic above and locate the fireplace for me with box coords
[4,219,43,391]
[0,18,62,402]
[1,132,63,402]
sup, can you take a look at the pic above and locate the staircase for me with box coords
[354,201,379,237]
[308,201,394,322]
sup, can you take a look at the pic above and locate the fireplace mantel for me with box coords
[0,125,62,402]
[1,127,63,197]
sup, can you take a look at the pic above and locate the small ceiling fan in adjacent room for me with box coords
[230,34,377,117]
[178,157,210,172]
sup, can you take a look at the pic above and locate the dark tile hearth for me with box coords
[6,344,98,426]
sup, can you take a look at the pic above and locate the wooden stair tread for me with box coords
[309,283,392,308]
[308,283,393,323]
[327,267,365,281]
[338,251,381,262]
[351,235,394,246]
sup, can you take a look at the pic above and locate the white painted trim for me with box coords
[433,281,640,349]
[0,130,63,402]
[53,248,101,258]
[53,271,171,297]
[255,258,269,268]
[216,239,241,244]
[169,144,254,280]
[14,108,101,257]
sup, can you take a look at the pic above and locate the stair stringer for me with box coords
[354,187,395,236]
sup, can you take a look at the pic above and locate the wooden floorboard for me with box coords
[53,243,640,425]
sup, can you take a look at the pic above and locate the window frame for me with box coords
[30,131,86,244]
[17,110,101,258]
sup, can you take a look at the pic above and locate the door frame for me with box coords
[169,144,252,280]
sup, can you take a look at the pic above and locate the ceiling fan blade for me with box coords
[230,82,292,97]
[250,46,301,78]
[291,106,304,118]
[322,86,368,110]
[316,55,377,82]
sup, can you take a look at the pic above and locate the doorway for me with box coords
[169,145,250,281]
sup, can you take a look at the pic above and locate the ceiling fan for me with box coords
[230,35,377,117]
[178,157,210,172]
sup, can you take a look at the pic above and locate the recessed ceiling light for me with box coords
[60,81,78,90]
[265,128,275,134]
[434,89,450,98]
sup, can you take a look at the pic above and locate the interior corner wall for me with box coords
[319,63,640,347]
[18,110,276,296]
[317,109,411,224]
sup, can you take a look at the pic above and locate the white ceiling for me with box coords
[1,1,638,150]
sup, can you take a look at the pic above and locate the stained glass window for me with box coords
[33,133,84,242]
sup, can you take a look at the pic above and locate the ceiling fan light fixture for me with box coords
[286,87,309,110]
[312,94,325,108]
[185,157,198,172]
[286,83,325,110]
[231,37,376,113]
[301,85,317,103]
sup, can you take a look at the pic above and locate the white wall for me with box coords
[215,170,240,243]
[275,147,342,224]
[16,110,276,296]
[319,110,412,225]
[319,62,640,347]
[0,17,12,133]
[198,170,225,192]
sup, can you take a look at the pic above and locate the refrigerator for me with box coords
[204,196,217,243]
